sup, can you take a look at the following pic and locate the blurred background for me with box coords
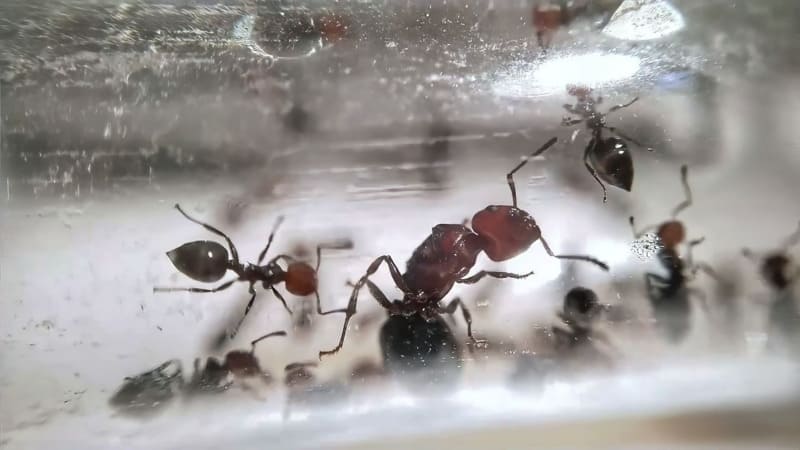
[2,0,800,448]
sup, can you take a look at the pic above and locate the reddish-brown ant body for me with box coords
[154,204,352,339]
[562,85,650,202]
[185,331,286,396]
[630,165,717,342]
[742,222,800,345]
[532,1,588,49]
[319,137,609,358]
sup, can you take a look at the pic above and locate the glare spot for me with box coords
[493,53,641,98]
[602,0,686,41]
[207,251,213,258]
[632,232,662,261]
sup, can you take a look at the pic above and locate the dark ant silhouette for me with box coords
[562,85,651,202]
[319,137,609,358]
[154,204,352,339]
[184,330,286,396]
[629,165,717,342]
[742,222,800,347]
[109,359,184,417]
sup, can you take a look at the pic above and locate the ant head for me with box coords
[284,262,318,296]
[562,287,600,323]
[167,240,229,282]
[593,137,633,192]
[567,84,593,100]
[761,253,792,290]
[224,351,262,378]
[657,221,685,249]
[471,206,541,262]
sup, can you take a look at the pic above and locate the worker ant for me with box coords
[629,165,717,342]
[154,204,352,339]
[562,85,651,202]
[109,359,184,417]
[319,137,609,358]
[742,222,800,347]
[532,1,588,49]
[184,330,286,396]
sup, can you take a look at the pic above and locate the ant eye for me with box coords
[166,240,229,282]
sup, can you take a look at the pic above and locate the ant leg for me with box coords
[257,216,285,265]
[605,127,653,151]
[606,96,639,114]
[539,234,609,271]
[628,216,657,239]
[314,289,348,316]
[314,240,355,273]
[685,237,705,268]
[688,287,710,314]
[438,298,485,345]
[457,270,534,285]
[506,137,558,207]
[670,165,692,218]
[691,263,722,283]
[362,278,395,309]
[270,287,293,315]
[250,330,287,349]
[319,269,399,359]
[174,204,240,264]
[781,221,800,248]
[153,279,237,293]
[562,103,580,115]
[229,284,260,339]
[583,139,608,203]
[561,117,585,126]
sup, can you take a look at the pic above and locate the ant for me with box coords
[154,204,352,339]
[319,137,609,358]
[532,1,588,49]
[184,330,286,396]
[551,287,614,366]
[109,359,184,417]
[629,165,717,342]
[742,222,800,347]
[561,85,651,202]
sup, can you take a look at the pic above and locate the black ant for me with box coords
[629,165,717,342]
[154,204,352,339]
[109,359,184,417]
[742,222,800,346]
[562,85,651,202]
[184,330,286,396]
[319,137,609,358]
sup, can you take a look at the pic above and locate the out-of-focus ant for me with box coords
[742,222,800,346]
[630,165,717,342]
[562,85,651,202]
[154,204,352,339]
[109,359,184,417]
[184,330,286,396]
[532,1,588,49]
[320,137,609,358]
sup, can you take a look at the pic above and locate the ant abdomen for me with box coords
[590,137,634,192]
[224,351,263,378]
[471,205,541,261]
[284,262,318,296]
[166,240,229,282]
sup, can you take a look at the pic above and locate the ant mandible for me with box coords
[154,204,352,339]
[742,221,800,344]
[319,137,609,358]
[185,330,287,395]
[561,85,652,202]
[629,165,718,342]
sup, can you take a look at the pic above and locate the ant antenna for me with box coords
[174,203,241,264]
[506,137,557,207]
[285,361,318,372]
[250,330,287,350]
[257,216,285,265]
[741,248,761,264]
[781,221,800,248]
[670,165,692,218]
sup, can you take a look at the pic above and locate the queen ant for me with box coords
[629,165,718,342]
[742,222,800,346]
[562,85,652,202]
[319,137,609,358]
[154,204,352,339]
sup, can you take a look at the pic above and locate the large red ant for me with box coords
[154,204,352,339]
[562,85,651,202]
[319,137,609,358]
[629,165,718,342]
